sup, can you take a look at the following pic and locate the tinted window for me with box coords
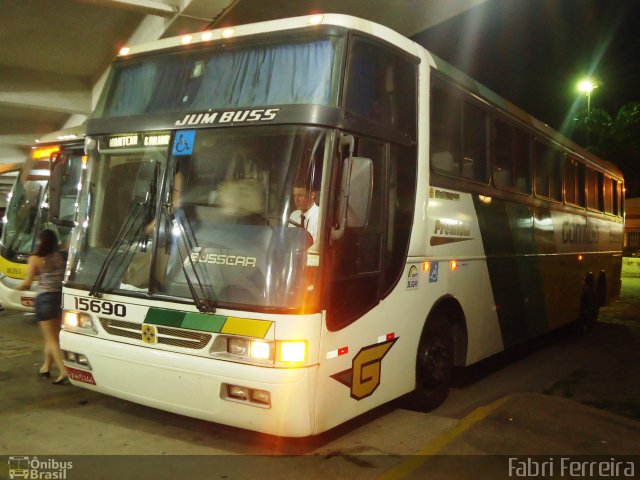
[462,102,487,181]
[604,176,614,214]
[514,130,531,193]
[586,168,603,211]
[328,137,384,328]
[430,79,487,182]
[565,157,577,205]
[383,144,417,295]
[431,84,461,176]
[564,156,585,207]
[535,141,562,201]
[493,120,513,188]
[346,39,416,137]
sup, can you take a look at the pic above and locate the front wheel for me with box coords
[411,318,453,411]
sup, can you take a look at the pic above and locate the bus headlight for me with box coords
[211,337,307,366]
[250,340,271,360]
[211,336,274,365]
[62,310,98,335]
[278,340,307,365]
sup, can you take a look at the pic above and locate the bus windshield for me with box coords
[1,171,46,255]
[96,37,341,118]
[68,125,327,312]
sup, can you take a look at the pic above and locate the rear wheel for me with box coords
[576,284,599,333]
[411,317,453,411]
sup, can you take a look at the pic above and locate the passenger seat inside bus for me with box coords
[432,151,458,175]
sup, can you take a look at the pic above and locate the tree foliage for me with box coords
[574,102,640,197]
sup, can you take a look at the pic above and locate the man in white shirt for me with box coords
[289,185,319,247]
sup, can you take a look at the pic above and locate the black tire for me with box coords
[411,317,454,411]
[576,284,599,333]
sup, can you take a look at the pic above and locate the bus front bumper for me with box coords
[60,330,317,437]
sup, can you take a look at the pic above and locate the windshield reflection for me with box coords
[69,126,327,312]
[1,148,84,259]
[1,177,45,255]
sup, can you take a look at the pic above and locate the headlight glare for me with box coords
[62,310,97,334]
[250,341,271,360]
[279,341,307,364]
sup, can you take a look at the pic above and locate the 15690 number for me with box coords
[74,297,126,317]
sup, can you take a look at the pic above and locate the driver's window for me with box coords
[327,136,384,329]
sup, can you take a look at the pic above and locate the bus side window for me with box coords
[514,129,532,193]
[535,142,563,201]
[586,167,604,211]
[604,175,614,214]
[493,119,513,188]
[382,144,417,296]
[565,156,578,205]
[461,101,488,182]
[345,38,416,138]
[430,84,461,176]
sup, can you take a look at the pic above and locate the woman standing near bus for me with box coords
[18,229,68,384]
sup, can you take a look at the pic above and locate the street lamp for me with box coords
[578,79,598,114]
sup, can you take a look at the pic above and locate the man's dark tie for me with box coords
[300,214,306,229]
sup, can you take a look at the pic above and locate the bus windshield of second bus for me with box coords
[0,139,84,310]
[2,159,49,259]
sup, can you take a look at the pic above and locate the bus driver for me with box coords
[289,183,319,248]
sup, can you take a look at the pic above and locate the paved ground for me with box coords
[544,276,640,420]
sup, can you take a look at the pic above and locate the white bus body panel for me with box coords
[0,276,37,312]
[424,189,505,363]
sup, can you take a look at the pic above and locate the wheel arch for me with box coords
[583,270,606,307]
[422,295,468,367]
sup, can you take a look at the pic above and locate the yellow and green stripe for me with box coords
[144,308,272,338]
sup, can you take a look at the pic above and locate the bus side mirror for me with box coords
[331,134,373,243]
[345,156,372,228]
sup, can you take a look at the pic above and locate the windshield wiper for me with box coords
[163,204,217,313]
[89,162,160,297]
[89,201,145,297]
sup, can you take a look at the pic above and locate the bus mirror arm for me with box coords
[331,135,355,243]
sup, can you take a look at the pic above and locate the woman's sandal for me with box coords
[52,376,70,385]
[38,369,50,378]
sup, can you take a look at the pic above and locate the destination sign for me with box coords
[103,133,171,150]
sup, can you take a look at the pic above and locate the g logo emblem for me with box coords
[331,338,398,400]
[142,324,157,344]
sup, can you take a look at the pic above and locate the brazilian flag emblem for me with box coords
[141,324,157,344]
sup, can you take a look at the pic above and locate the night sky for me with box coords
[412,0,640,142]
